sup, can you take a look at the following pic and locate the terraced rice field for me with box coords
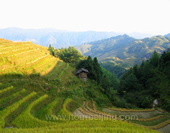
[0,82,159,133]
[0,39,168,132]
[0,39,59,75]
[0,39,77,83]
[73,101,170,133]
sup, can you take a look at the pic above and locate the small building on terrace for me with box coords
[76,68,89,82]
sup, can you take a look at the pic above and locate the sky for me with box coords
[0,0,170,35]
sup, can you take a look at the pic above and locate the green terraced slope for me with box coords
[0,39,167,133]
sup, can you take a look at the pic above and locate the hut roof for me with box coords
[76,68,89,75]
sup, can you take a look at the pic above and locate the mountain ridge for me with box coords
[0,27,120,48]
[1,27,168,49]
[75,34,170,67]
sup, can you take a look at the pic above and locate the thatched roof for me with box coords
[76,68,89,75]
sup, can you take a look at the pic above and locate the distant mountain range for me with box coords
[0,27,158,48]
[1,27,169,67]
[76,34,170,67]
[0,27,121,48]
[164,33,170,37]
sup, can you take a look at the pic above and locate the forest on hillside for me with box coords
[118,49,170,111]
[48,45,170,111]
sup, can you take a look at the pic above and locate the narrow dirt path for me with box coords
[103,108,162,119]
[157,124,170,133]
[72,109,91,118]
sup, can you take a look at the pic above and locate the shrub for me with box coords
[30,73,40,78]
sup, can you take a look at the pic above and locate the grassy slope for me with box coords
[0,39,162,132]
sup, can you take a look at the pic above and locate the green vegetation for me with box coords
[117,49,170,111]
[0,89,25,105]
[0,86,13,94]
[0,120,159,133]
[76,55,120,103]
[76,56,103,84]
[48,44,120,105]
[34,97,59,122]
[0,39,169,133]
[0,92,36,128]
[57,98,75,120]
[12,94,56,128]
[48,45,84,64]
[100,61,127,78]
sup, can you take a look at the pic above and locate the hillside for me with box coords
[0,39,169,133]
[76,35,170,68]
[0,39,58,76]
[0,38,85,90]
[115,50,170,110]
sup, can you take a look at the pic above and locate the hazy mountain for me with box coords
[0,27,121,48]
[76,34,170,67]
[127,32,154,39]
[164,33,170,37]
[0,27,162,49]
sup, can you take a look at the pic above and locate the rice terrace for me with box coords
[0,38,170,133]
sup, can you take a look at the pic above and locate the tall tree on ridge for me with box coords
[93,57,102,84]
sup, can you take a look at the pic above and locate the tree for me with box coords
[101,67,119,90]
[48,44,54,56]
[133,64,141,79]
[85,56,95,80]
[120,67,133,80]
[93,57,102,84]
[159,48,170,75]
[118,49,170,109]
[149,51,160,67]
[119,73,141,92]
[49,46,84,64]
[101,76,110,93]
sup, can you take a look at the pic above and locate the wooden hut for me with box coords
[76,68,89,82]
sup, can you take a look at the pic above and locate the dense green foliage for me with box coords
[76,56,103,84]
[50,55,113,106]
[100,61,127,78]
[48,45,84,64]
[117,50,170,111]
[76,56,120,103]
